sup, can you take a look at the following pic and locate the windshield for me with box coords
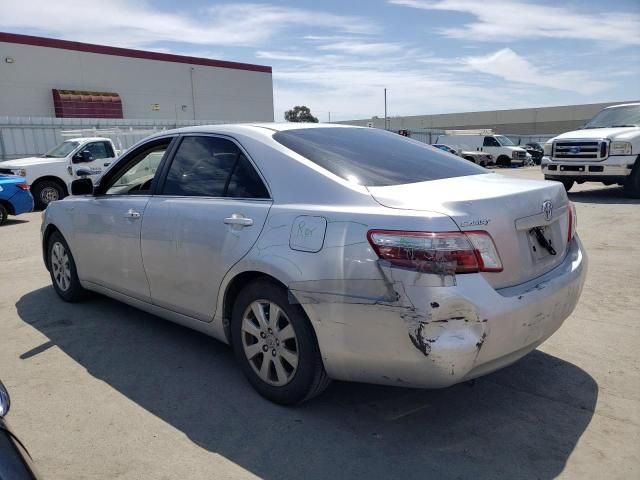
[495,135,515,146]
[273,128,485,187]
[43,141,80,158]
[584,105,640,128]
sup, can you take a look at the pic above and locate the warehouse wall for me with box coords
[340,100,639,135]
[0,39,274,122]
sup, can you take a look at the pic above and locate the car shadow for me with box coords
[16,287,598,480]
[1,218,30,226]
[569,185,640,204]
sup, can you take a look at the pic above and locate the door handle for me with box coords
[124,209,141,219]
[224,214,253,227]
[104,163,110,167]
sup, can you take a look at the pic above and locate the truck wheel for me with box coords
[560,179,575,192]
[231,279,330,405]
[32,180,65,210]
[497,155,511,167]
[624,162,640,198]
[0,204,7,226]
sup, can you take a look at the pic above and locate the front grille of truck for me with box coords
[552,140,607,161]
[512,151,526,159]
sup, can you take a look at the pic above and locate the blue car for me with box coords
[0,174,34,225]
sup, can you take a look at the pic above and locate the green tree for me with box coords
[284,105,319,123]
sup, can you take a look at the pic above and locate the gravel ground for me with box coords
[0,167,638,479]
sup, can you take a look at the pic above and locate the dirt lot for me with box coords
[1,167,638,479]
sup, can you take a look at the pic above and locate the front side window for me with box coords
[483,137,501,147]
[105,141,170,195]
[273,127,484,187]
[84,142,113,160]
[162,136,268,198]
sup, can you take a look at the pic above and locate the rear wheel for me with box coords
[47,231,86,302]
[33,180,65,210]
[624,162,640,198]
[0,204,7,225]
[231,280,330,405]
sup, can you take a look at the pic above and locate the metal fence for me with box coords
[0,116,231,160]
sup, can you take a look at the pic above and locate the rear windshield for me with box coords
[273,127,485,187]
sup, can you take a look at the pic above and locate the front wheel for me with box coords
[47,231,87,302]
[231,280,330,405]
[32,180,65,210]
[624,163,640,198]
[560,179,575,192]
[0,204,8,225]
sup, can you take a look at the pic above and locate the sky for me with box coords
[1,0,639,122]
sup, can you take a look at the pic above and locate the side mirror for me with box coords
[73,150,93,163]
[0,381,9,418]
[71,177,94,195]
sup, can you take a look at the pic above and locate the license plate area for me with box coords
[527,225,556,261]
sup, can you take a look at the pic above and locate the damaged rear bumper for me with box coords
[302,236,587,388]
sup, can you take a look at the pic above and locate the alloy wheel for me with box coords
[241,300,299,386]
[51,241,71,291]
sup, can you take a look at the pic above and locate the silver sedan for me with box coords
[41,124,587,404]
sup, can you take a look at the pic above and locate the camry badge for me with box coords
[542,201,553,221]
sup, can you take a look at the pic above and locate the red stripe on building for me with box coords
[0,31,272,73]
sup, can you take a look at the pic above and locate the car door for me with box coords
[71,137,175,301]
[73,141,117,180]
[141,134,272,321]
[482,136,502,157]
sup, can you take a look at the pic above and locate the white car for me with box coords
[542,103,640,196]
[437,134,527,167]
[41,124,587,404]
[0,137,118,209]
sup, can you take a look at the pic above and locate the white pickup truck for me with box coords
[0,137,118,209]
[542,103,640,197]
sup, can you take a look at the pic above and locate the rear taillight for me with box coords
[16,183,29,190]
[567,201,577,242]
[367,230,503,274]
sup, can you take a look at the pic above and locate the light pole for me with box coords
[384,88,387,130]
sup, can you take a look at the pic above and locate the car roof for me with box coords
[604,103,640,109]
[65,137,112,142]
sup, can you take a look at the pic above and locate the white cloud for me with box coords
[389,0,640,45]
[0,0,377,48]
[317,41,404,55]
[462,48,607,94]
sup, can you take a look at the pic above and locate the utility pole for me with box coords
[328,111,331,123]
[384,88,387,130]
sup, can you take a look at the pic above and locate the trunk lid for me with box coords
[367,173,570,289]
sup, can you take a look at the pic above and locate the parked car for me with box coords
[0,175,33,225]
[42,124,587,405]
[523,143,544,165]
[0,137,118,209]
[0,381,40,479]
[542,103,640,196]
[436,134,527,167]
[432,144,493,167]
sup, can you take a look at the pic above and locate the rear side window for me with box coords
[162,136,268,198]
[273,128,484,187]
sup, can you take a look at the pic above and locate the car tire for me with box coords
[47,231,87,302]
[32,180,65,210]
[231,279,330,405]
[560,179,575,192]
[623,161,640,198]
[0,204,8,226]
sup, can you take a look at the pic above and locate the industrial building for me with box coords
[0,32,274,122]
[341,100,639,135]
